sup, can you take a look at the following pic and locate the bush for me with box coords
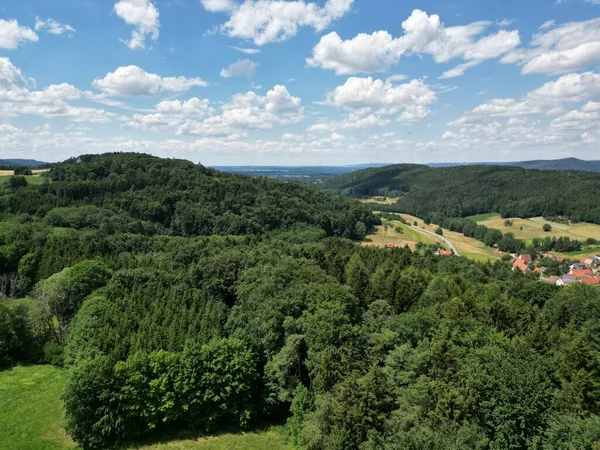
[543,224,552,232]
[435,227,444,236]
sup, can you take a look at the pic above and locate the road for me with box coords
[414,226,461,256]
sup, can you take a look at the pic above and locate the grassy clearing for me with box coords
[360,196,400,205]
[0,174,49,185]
[0,365,291,450]
[0,365,78,450]
[398,213,501,262]
[362,219,441,249]
[478,216,600,242]
[466,212,501,222]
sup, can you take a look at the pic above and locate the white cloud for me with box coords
[308,113,392,132]
[114,0,159,49]
[203,0,354,46]
[327,77,436,120]
[496,18,514,27]
[0,19,39,49]
[34,17,76,35]
[307,9,520,76]
[220,59,259,78]
[449,72,600,126]
[200,0,238,12]
[92,66,208,96]
[126,84,303,135]
[230,46,261,54]
[0,57,26,89]
[502,17,600,75]
[0,60,110,123]
[539,20,555,30]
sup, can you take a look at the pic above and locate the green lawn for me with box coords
[465,212,501,222]
[0,365,78,450]
[0,175,49,185]
[0,365,292,450]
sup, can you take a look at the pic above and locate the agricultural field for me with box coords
[466,212,502,222]
[477,215,600,243]
[399,214,501,262]
[0,172,49,185]
[0,365,291,450]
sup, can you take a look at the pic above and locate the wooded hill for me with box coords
[322,164,600,223]
[2,153,600,450]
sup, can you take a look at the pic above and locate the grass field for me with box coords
[0,365,292,450]
[477,216,600,243]
[360,196,400,205]
[466,212,501,222]
[363,213,500,262]
[362,218,442,249]
[399,213,501,262]
[0,174,49,185]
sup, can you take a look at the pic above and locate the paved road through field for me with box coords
[415,226,461,256]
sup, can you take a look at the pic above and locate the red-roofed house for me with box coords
[521,254,532,263]
[571,268,593,279]
[513,258,530,272]
[437,249,453,256]
[581,276,600,286]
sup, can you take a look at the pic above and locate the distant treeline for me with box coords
[323,164,600,224]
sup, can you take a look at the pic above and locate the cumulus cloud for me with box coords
[114,0,159,49]
[501,17,600,75]
[327,77,436,120]
[0,19,39,49]
[0,59,110,123]
[450,72,600,125]
[201,0,354,45]
[308,113,391,132]
[92,66,208,96]
[0,57,27,89]
[220,59,259,78]
[34,17,76,35]
[307,9,520,76]
[126,84,303,135]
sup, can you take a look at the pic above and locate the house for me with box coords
[557,275,578,286]
[513,258,530,272]
[581,276,600,286]
[542,275,560,284]
[436,249,453,256]
[592,255,600,269]
[570,263,588,271]
[520,254,532,264]
[570,268,593,279]
[541,252,557,261]
[581,257,594,267]
[385,244,396,249]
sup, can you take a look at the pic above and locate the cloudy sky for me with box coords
[1,0,600,165]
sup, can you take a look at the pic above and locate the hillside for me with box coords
[2,153,600,450]
[0,159,47,168]
[322,164,600,223]
[429,157,600,172]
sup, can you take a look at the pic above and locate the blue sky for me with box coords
[1,0,600,165]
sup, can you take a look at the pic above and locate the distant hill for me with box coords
[0,159,47,168]
[428,158,600,172]
[214,163,389,182]
[322,163,600,224]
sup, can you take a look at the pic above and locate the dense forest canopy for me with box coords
[322,164,600,223]
[1,153,600,449]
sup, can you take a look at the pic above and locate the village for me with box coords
[512,252,600,286]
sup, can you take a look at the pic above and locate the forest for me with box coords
[322,164,600,223]
[1,153,600,449]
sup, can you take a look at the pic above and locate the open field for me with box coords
[362,221,442,249]
[360,196,400,205]
[466,212,502,222]
[0,365,291,450]
[478,216,600,242]
[363,213,500,262]
[0,174,49,185]
[399,213,501,262]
